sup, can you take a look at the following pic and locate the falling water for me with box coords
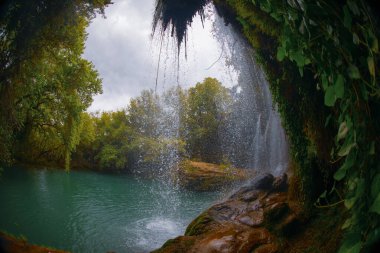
[210,6,289,175]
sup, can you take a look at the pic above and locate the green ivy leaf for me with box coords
[337,121,348,141]
[277,46,286,61]
[291,50,306,67]
[338,142,356,157]
[348,65,361,79]
[353,33,360,45]
[367,56,375,77]
[370,141,375,155]
[372,37,378,53]
[324,86,336,107]
[334,164,348,181]
[322,74,329,90]
[370,194,380,214]
[335,74,345,99]
[342,218,352,229]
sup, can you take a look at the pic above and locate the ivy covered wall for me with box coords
[213,0,380,252]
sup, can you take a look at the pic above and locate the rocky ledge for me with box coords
[177,160,251,191]
[153,173,343,253]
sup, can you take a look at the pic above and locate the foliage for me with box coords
[0,0,109,169]
[218,0,379,251]
[185,78,232,163]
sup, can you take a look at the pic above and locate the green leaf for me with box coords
[352,33,360,45]
[291,50,306,67]
[324,86,336,107]
[337,121,348,141]
[372,37,378,53]
[322,74,329,90]
[348,65,361,79]
[334,164,348,181]
[367,56,375,77]
[338,142,356,157]
[334,74,345,99]
[343,6,352,29]
[341,218,352,229]
[370,194,380,214]
[277,46,286,61]
[370,141,375,155]
[338,233,362,253]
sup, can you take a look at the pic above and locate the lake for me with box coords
[0,167,224,253]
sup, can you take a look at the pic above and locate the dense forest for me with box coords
[17,76,267,173]
[1,0,379,252]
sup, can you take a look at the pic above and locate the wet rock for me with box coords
[253,243,279,253]
[250,173,275,190]
[272,173,288,192]
[153,178,300,253]
[237,209,264,227]
[264,202,290,223]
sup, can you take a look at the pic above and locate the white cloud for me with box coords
[84,0,237,112]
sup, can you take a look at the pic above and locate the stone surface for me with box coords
[152,173,298,253]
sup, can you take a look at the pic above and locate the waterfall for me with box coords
[211,7,289,176]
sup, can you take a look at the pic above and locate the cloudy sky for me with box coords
[84,0,237,112]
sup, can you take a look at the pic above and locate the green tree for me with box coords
[185,77,232,163]
[0,0,109,168]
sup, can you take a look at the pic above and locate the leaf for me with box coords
[367,56,375,77]
[372,37,378,53]
[338,233,362,253]
[370,193,380,214]
[348,65,361,79]
[291,50,306,67]
[352,33,360,45]
[322,74,329,90]
[277,46,286,61]
[324,86,336,107]
[334,74,345,99]
[337,121,348,141]
[338,142,356,157]
[370,141,375,155]
[341,218,352,229]
[343,6,352,29]
[334,164,348,181]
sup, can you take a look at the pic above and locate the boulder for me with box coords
[153,174,298,253]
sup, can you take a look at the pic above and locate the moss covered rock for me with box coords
[177,160,251,191]
[152,174,344,253]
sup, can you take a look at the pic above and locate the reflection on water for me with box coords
[0,167,223,253]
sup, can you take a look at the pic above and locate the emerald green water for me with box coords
[0,167,223,252]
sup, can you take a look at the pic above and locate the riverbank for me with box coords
[0,232,69,253]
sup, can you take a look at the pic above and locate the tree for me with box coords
[185,77,232,163]
[0,0,109,168]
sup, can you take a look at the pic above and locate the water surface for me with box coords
[0,167,223,253]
